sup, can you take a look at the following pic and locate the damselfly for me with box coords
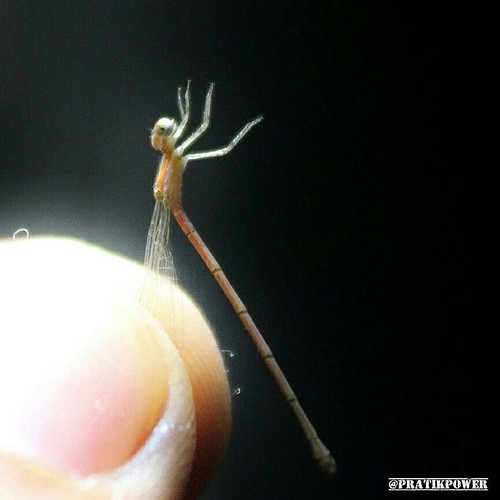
[143,82,335,476]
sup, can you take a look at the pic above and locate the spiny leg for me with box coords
[174,81,191,141]
[176,83,215,155]
[184,116,263,164]
[177,82,188,117]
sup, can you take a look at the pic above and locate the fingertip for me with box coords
[0,237,231,498]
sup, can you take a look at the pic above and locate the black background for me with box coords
[0,2,492,499]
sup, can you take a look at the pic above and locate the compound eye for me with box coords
[154,117,177,137]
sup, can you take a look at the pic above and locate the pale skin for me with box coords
[0,237,231,499]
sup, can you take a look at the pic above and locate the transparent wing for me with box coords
[143,199,177,281]
[140,200,183,346]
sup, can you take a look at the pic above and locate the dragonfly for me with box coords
[143,82,336,476]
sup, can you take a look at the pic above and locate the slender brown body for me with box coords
[154,150,185,209]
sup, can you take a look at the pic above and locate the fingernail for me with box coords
[0,238,180,479]
[0,279,170,478]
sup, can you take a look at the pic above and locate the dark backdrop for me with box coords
[0,2,491,499]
